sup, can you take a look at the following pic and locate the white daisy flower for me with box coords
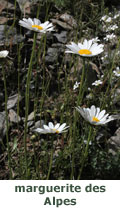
[113,67,120,77]
[73,81,80,90]
[19,18,54,33]
[34,122,69,134]
[75,105,114,125]
[0,50,9,58]
[65,39,104,57]
[92,80,103,86]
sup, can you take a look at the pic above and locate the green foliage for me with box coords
[1,0,120,180]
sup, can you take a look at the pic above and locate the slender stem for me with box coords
[70,58,85,179]
[46,140,54,180]
[71,58,86,178]
[33,35,44,121]
[71,59,86,179]
[77,125,93,180]
[77,58,86,105]
[24,32,37,179]
[2,62,12,179]
[70,136,75,180]
[17,43,23,126]
[32,140,40,179]
[70,112,77,180]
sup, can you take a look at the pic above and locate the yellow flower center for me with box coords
[52,129,59,134]
[92,116,100,122]
[32,25,43,30]
[78,49,92,55]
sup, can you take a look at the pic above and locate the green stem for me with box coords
[77,58,86,105]
[77,125,93,180]
[70,112,77,180]
[24,32,37,179]
[17,43,23,126]
[71,58,86,178]
[70,136,75,180]
[46,145,54,180]
[2,63,12,179]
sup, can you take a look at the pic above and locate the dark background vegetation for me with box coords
[0,0,120,179]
